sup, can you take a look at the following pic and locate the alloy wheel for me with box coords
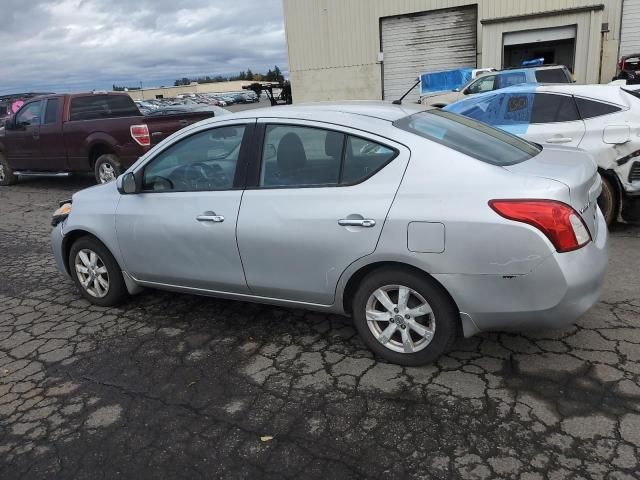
[74,249,110,298]
[365,285,436,354]
[98,163,116,183]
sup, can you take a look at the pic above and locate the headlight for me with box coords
[51,202,72,227]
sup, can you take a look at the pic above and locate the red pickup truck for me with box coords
[0,92,214,185]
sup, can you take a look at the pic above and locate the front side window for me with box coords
[16,101,42,127]
[467,75,495,95]
[394,109,540,166]
[142,125,246,192]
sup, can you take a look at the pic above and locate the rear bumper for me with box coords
[436,209,609,335]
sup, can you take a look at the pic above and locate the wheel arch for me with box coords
[88,142,117,168]
[340,261,465,334]
[62,229,118,275]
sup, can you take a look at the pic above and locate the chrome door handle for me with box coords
[546,137,572,144]
[196,214,224,223]
[338,218,376,228]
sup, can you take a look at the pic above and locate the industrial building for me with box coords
[283,0,640,103]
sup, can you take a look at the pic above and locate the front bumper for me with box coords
[436,208,609,335]
[51,223,69,277]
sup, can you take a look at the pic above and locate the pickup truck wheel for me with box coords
[0,153,18,186]
[94,154,122,184]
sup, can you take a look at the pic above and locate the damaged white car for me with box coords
[445,84,640,225]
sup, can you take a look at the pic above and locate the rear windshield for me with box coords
[69,95,140,121]
[393,109,541,166]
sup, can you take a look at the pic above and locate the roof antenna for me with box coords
[392,77,420,105]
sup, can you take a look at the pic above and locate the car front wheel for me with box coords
[352,267,458,366]
[69,236,128,307]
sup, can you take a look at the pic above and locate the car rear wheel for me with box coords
[352,267,458,366]
[94,154,122,184]
[69,236,128,307]
[598,175,618,227]
[0,153,18,186]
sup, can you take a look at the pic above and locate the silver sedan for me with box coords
[50,103,608,365]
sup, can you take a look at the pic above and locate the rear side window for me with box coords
[259,125,397,187]
[394,110,540,166]
[575,97,622,119]
[70,95,140,121]
[496,72,527,89]
[43,98,59,124]
[531,93,580,123]
[535,68,571,83]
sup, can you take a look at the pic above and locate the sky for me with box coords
[0,0,288,94]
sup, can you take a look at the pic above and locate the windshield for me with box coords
[393,109,541,166]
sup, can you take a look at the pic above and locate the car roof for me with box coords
[453,83,631,107]
[229,102,427,122]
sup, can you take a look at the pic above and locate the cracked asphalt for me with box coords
[1,176,639,480]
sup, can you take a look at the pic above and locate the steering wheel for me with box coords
[189,161,229,188]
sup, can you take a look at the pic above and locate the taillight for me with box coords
[130,124,150,146]
[489,200,591,253]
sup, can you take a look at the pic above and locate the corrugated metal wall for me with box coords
[620,0,640,55]
[283,0,624,102]
[381,7,477,103]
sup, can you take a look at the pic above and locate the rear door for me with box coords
[236,120,410,305]
[7,100,43,170]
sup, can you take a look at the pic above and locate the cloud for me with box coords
[0,0,287,93]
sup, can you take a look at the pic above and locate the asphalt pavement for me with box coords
[0,175,639,480]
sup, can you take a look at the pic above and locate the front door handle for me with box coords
[546,136,572,144]
[196,212,224,223]
[338,218,376,228]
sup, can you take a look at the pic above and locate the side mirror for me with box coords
[117,172,138,194]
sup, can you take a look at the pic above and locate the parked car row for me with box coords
[134,91,258,115]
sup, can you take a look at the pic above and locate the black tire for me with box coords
[598,175,619,227]
[351,267,459,366]
[68,236,128,307]
[94,154,122,184]
[0,152,18,186]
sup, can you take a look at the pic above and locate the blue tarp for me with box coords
[420,68,474,95]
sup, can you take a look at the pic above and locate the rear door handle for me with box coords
[196,213,224,223]
[338,218,376,228]
[151,132,163,137]
[546,136,572,144]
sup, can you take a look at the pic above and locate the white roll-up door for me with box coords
[381,7,477,104]
[620,0,640,56]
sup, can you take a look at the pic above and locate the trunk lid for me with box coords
[503,145,601,237]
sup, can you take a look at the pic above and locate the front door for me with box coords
[116,121,254,292]
[7,100,43,170]
[236,121,410,305]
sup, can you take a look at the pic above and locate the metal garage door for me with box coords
[381,7,477,104]
[620,0,640,56]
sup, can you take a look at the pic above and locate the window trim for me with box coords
[246,122,399,190]
[137,122,255,194]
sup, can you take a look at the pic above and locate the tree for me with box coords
[246,68,254,80]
